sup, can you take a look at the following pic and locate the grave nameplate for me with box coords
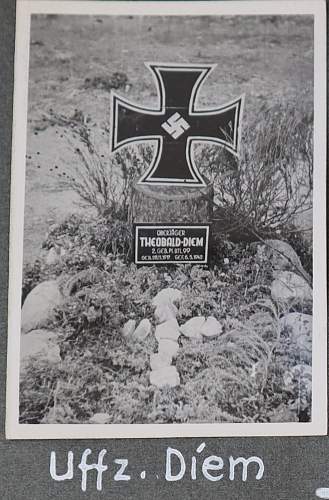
[134,223,210,265]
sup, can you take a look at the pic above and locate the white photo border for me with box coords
[6,0,327,440]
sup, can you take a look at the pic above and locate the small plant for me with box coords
[83,72,129,92]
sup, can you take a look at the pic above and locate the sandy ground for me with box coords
[24,14,314,263]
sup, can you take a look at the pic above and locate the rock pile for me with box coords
[147,288,223,389]
[150,290,181,389]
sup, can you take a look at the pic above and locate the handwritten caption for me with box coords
[49,443,264,492]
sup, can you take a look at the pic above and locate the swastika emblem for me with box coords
[161,112,190,140]
[110,63,244,186]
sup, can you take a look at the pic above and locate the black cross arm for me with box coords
[111,95,162,152]
[188,96,244,155]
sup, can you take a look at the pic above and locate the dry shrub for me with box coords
[197,101,313,240]
[67,129,152,219]
[44,110,153,219]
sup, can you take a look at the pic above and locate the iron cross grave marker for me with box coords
[110,63,244,187]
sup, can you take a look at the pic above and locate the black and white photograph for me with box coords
[6,0,326,439]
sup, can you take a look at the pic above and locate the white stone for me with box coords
[157,339,179,358]
[45,247,60,266]
[271,271,312,306]
[283,364,312,395]
[133,318,152,341]
[150,353,172,371]
[260,239,304,273]
[180,316,205,339]
[155,319,180,342]
[149,366,180,388]
[280,313,312,364]
[121,319,136,338]
[200,316,223,338]
[152,288,182,307]
[154,303,177,323]
[89,413,111,424]
[279,313,312,340]
[20,330,61,369]
[21,280,64,334]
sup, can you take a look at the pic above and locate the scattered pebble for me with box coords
[149,366,180,389]
[180,316,205,339]
[157,339,179,358]
[121,319,136,338]
[133,318,151,341]
[154,303,177,323]
[150,353,172,371]
[279,312,312,340]
[200,316,223,338]
[152,288,182,307]
[271,271,312,306]
[89,413,111,424]
[155,319,180,342]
